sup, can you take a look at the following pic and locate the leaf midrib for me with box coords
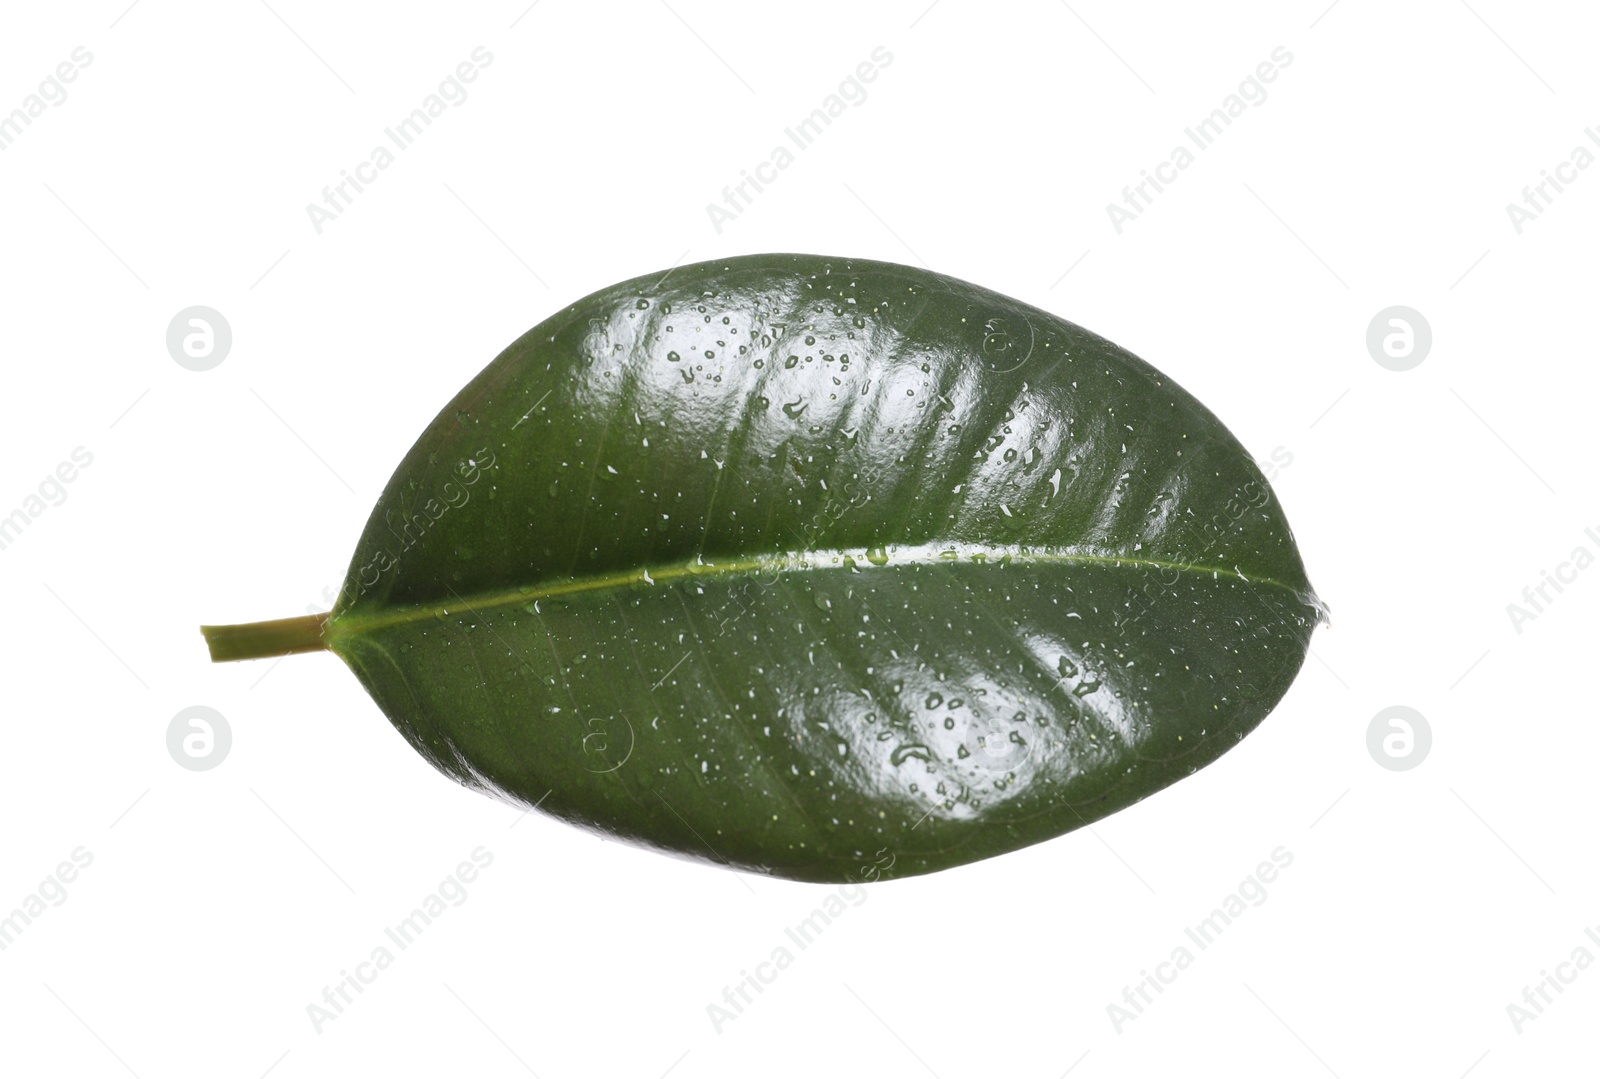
[329,542,1309,644]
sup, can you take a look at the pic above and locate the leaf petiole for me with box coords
[200,613,330,662]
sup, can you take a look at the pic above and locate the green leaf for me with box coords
[203,253,1325,883]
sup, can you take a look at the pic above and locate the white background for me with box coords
[1,1,1595,1075]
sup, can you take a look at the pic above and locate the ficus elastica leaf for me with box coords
[203,253,1325,883]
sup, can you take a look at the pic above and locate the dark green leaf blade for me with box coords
[326,253,1324,882]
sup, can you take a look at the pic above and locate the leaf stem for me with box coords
[200,613,330,662]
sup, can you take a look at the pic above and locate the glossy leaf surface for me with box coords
[322,253,1324,882]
